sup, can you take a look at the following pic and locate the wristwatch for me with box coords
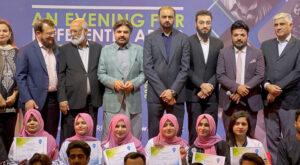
[170,89,177,97]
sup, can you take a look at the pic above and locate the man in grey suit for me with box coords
[143,6,190,138]
[217,20,264,132]
[186,10,224,145]
[98,19,145,139]
[58,18,103,144]
[261,12,300,165]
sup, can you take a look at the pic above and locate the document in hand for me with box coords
[230,147,269,165]
[150,145,181,165]
[103,142,136,165]
[192,152,225,165]
[14,137,47,161]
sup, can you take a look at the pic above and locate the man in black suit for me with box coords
[186,10,223,145]
[143,6,190,138]
[261,12,300,165]
[58,18,103,144]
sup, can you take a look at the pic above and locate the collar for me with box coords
[196,33,210,43]
[159,28,173,37]
[37,40,50,52]
[234,46,247,54]
[0,45,14,51]
[113,42,131,50]
[277,33,291,43]
[76,40,89,50]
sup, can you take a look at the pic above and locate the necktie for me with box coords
[236,51,242,84]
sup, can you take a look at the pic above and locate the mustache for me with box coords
[118,36,126,40]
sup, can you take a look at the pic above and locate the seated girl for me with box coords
[187,114,230,165]
[55,113,101,165]
[8,109,58,164]
[226,111,270,164]
[101,114,145,156]
[145,114,189,164]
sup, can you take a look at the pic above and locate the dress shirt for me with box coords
[38,41,57,92]
[117,44,130,79]
[197,33,210,64]
[78,42,91,94]
[162,32,172,60]
[234,46,247,85]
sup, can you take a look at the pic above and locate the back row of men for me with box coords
[8,6,300,165]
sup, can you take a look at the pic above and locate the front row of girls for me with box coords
[8,110,268,165]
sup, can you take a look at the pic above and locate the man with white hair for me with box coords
[261,12,300,165]
[58,18,103,144]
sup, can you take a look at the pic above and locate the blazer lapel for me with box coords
[33,40,47,73]
[111,43,124,74]
[278,37,296,60]
[128,43,137,74]
[156,34,168,62]
[245,46,252,75]
[87,41,94,73]
[205,36,214,69]
[71,44,86,72]
[230,46,236,75]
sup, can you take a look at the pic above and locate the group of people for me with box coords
[0,4,300,165]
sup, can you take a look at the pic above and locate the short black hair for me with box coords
[66,140,91,158]
[29,153,51,165]
[113,19,133,33]
[34,18,55,33]
[231,20,249,34]
[124,152,146,164]
[195,10,212,22]
[296,109,300,121]
[239,153,265,165]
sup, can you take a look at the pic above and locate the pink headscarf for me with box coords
[101,114,145,155]
[66,113,99,141]
[154,114,188,147]
[18,109,58,160]
[193,114,223,155]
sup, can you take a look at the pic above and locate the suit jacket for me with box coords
[57,41,103,109]
[216,46,265,111]
[16,39,59,110]
[97,42,145,114]
[186,34,224,103]
[143,28,190,103]
[261,36,300,109]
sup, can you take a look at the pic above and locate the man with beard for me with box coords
[58,18,103,144]
[98,19,145,139]
[143,6,190,138]
[16,18,60,137]
[216,20,264,132]
[186,10,223,145]
[277,110,300,165]
[261,12,300,165]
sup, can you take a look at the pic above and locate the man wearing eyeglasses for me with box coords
[16,18,60,138]
[186,10,224,145]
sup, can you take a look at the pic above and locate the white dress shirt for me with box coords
[234,46,247,85]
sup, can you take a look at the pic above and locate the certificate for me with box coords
[86,141,102,165]
[103,142,136,165]
[150,145,181,165]
[192,152,225,165]
[14,137,47,161]
[230,147,269,165]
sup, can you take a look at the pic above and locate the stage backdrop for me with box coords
[2,0,300,145]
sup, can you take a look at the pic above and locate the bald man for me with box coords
[58,18,103,144]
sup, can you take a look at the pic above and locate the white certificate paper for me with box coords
[150,145,181,165]
[103,142,136,165]
[14,137,47,161]
[230,147,269,165]
[86,141,102,165]
[192,152,225,165]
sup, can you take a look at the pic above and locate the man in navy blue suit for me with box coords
[16,18,59,137]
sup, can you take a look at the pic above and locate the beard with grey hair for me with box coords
[71,30,86,46]
[197,28,211,40]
